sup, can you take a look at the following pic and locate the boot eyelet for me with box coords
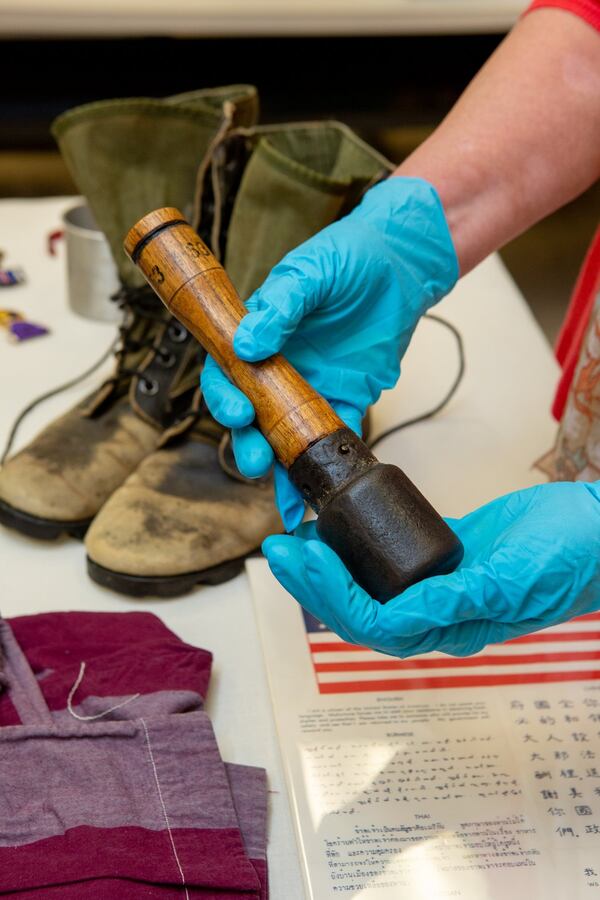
[157,350,176,369]
[139,377,159,396]
[168,323,187,343]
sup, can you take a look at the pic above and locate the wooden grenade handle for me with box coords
[124,207,344,468]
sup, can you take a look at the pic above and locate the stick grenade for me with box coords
[124,208,464,603]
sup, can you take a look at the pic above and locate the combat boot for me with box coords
[85,121,392,595]
[0,86,258,539]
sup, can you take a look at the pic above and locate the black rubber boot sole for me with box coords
[87,551,253,598]
[0,498,91,540]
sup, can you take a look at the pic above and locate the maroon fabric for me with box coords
[0,691,19,726]
[249,860,268,900]
[14,883,259,899]
[0,826,260,895]
[17,882,258,899]
[0,613,269,899]
[0,612,212,726]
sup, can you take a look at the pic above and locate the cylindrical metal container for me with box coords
[63,203,120,322]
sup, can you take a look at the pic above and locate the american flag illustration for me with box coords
[302,610,600,694]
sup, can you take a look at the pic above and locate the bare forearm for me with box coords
[395,9,600,275]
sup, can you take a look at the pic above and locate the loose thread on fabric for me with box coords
[141,717,190,900]
[67,661,141,721]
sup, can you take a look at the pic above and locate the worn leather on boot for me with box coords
[85,121,392,594]
[85,434,280,591]
[0,87,259,538]
[0,397,158,525]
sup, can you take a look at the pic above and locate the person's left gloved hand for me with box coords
[201,177,458,531]
[262,481,600,657]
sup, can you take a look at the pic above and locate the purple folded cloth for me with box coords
[0,611,213,726]
[0,614,269,898]
[9,321,49,341]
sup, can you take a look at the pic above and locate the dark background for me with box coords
[0,33,597,339]
[0,34,503,150]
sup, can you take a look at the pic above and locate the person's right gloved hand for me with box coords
[262,481,600,657]
[201,176,459,530]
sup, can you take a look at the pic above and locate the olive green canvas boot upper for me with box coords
[85,121,392,595]
[0,86,258,539]
[53,84,258,287]
[221,121,392,298]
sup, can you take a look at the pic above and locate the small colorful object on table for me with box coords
[0,309,49,343]
[0,267,26,287]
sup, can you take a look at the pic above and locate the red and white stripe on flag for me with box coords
[304,611,600,695]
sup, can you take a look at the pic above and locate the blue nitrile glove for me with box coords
[201,177,458,531]
[262,482,600,657]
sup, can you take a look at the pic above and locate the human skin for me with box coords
[395,9,600,275]
[202,7,600,653]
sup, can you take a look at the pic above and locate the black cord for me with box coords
[368,313,465,452]
[1,314,464,464]
[1,338,117,465]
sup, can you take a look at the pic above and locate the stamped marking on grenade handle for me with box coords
[150,265,165,284]
[185,240,210,259]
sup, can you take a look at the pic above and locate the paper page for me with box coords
[247,558,600,900]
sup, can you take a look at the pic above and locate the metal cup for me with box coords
[63,203,120,322]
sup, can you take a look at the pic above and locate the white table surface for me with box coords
[0,0,526,38]
[0,196,559,898]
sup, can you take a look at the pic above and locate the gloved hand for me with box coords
[262,481,600,657]
[201,176,458,530]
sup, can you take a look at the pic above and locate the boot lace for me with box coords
[102,285,174,393]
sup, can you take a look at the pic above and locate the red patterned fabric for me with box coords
[553,227,600,420]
